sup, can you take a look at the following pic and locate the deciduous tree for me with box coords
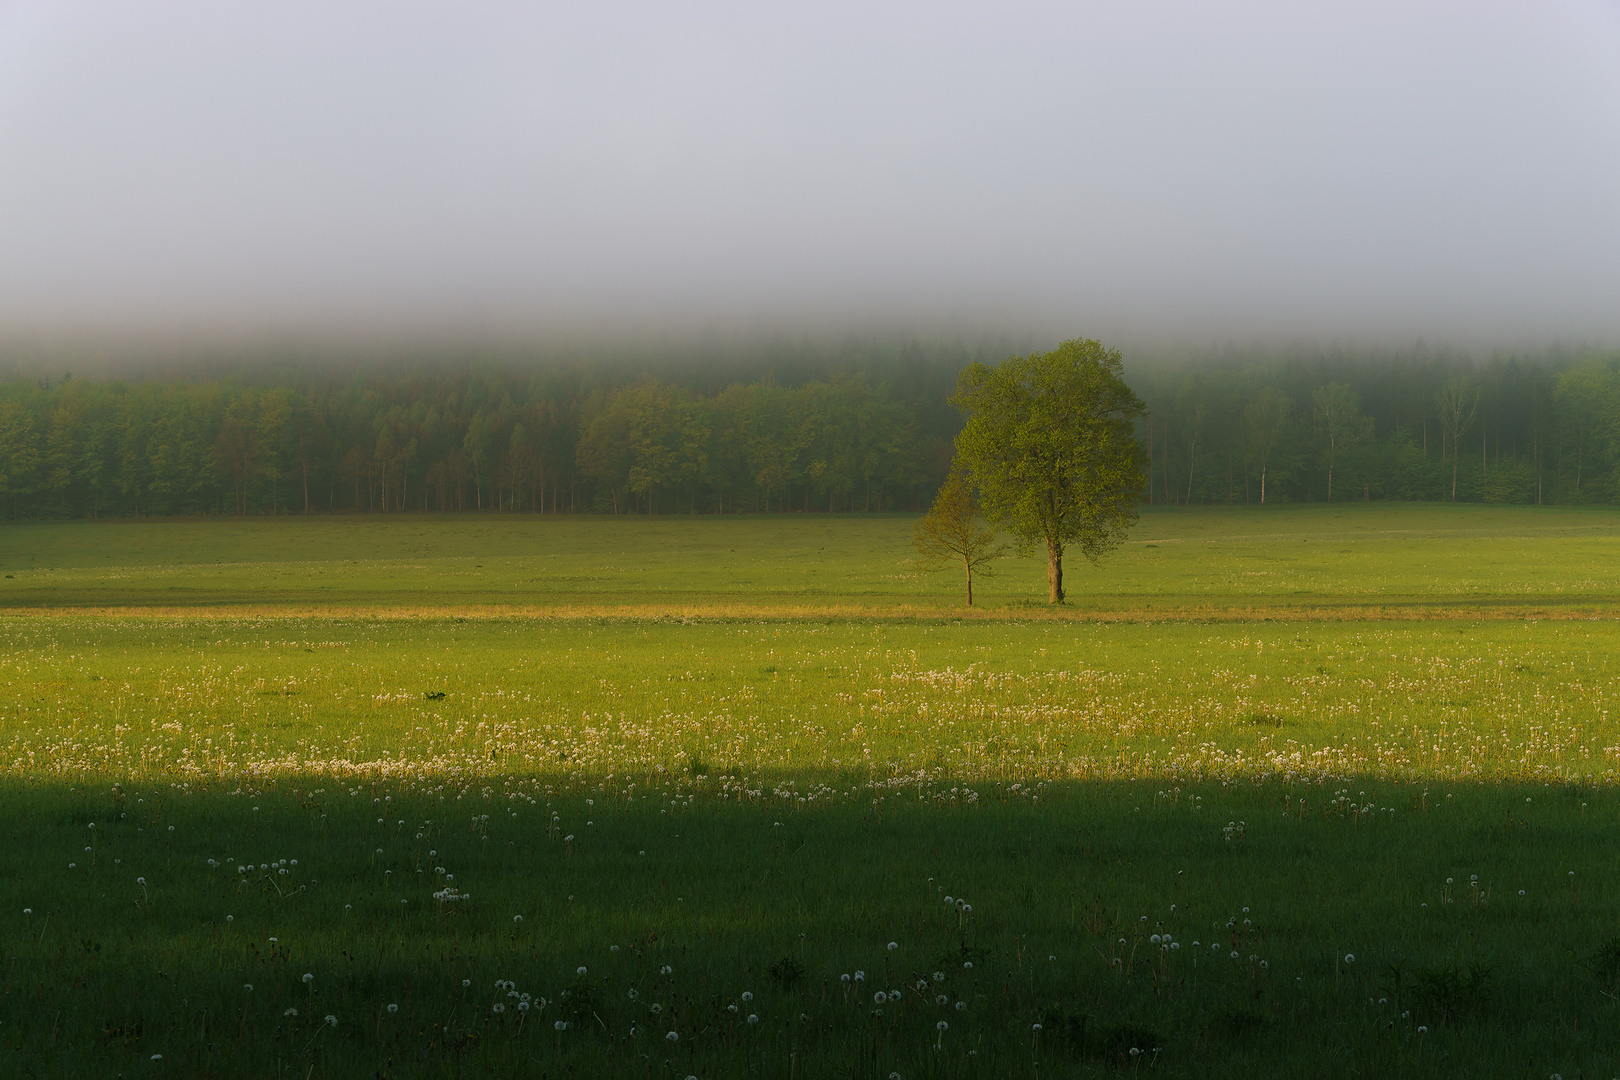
[951,339,1146,604]
[912,472,1006,606]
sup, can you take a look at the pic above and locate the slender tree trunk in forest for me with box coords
[1186,434,1196,505]
[1163,426,1172,506]
[1046,539,1064,604]
[1146,421,1154,505]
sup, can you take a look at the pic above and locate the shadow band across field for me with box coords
[3,775,1617,1077]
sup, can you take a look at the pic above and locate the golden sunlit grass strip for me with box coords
[7,599,1620,621]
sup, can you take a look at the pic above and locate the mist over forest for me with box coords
[1,337,1618,521]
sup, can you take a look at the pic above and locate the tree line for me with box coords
[0,340,1618,519]
[1134,342,1620,507]
[0,360,959,519]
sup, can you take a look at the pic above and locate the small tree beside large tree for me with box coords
[912,471,1006,606]
[951,339,1147,604]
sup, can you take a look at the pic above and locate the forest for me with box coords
[0,339,1618,519]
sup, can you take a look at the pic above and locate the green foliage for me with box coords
[911,472,1006,605]
[952,339,1146,601]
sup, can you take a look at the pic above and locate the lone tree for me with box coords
[912,471,1006,606]
[951,339,1147,604]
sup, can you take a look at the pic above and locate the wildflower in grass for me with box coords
[387,1004,398,1013]
[650,1004,662,1014]
[518,1001,530,1012]
[729,1004,738,1013]
[243,984,253,992]
[660,965,673,975]
[955,1001,967,1011]
[938,1020,949,1031]
[741,991,753,1002]
[841,974,850,983]
[1345,954,1355,964]
[873,992,886,1004]
[302,973,314,984]
[962,961,972,970]
[577,966,587,976]
[666,1031,679,1042]
[493,1004,505,1014]
[462,979,471,988]
[932,971,944,982]
[887,941,898,951]
[554,1020,568,1031]
[937,994,948,1006]
[747,1014,759,1024]
[325,1015,337,1026]
[854,970,866,982]
[151,1054,162,1061]
[1231,952,1240,959]
[22,909,30,916]
[284,1008,298,1017]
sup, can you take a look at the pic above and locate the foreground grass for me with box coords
[5,507,1620,1074]
[7,778,1618,1078]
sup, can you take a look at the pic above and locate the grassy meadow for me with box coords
[4,504,1620,1077]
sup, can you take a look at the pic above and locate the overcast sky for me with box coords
[1,1,1618,353]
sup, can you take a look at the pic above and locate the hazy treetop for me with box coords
[1,1,1617,354]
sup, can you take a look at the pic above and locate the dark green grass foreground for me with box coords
[6,778,1617,1078]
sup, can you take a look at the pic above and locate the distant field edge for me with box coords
[4,598,1618,622]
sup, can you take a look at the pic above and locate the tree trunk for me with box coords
[1046,539,1064,603]
[1260,462,1267,505]
[963,557,974,607]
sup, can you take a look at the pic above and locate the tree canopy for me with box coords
[951,339,1146,603]
[911,471,1006,606]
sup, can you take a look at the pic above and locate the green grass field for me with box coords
[4,505,1620,1077]
[5,503,1620,615]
